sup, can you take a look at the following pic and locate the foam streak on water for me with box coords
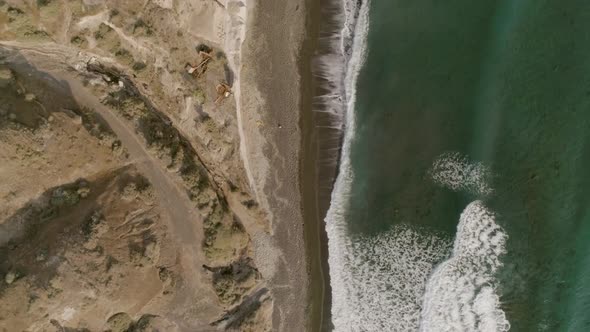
[429,152,494,196]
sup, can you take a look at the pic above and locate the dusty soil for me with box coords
[0,0,278,331]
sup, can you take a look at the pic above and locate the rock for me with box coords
[0,68,14,88]
[24,93,36,102]
[5,271,17,285]
[36,251,47,262]
[8,113,16,121]
[77,187,90,198]
[71,114,83,125]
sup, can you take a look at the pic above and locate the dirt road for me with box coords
[0,44,221,328]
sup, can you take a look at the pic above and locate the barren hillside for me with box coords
[0,1,276,331]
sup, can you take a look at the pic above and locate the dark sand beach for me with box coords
[240,0,332,330]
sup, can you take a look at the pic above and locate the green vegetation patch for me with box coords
[94,23,113,40]
[132,61,147,72]
[37,0,52,7]
[132,18,153,36]
[193,86,206,105]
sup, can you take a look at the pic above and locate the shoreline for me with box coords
[303,0,366,329]
[240,0,353,329]
[301,0,353,330]
[321,0,373,329]
[310,0,370,329]
[300,0,333,330]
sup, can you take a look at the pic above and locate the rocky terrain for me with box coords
[0,0,276,331]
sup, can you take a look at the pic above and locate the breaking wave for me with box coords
[421,152,508,331]
[321,0,509,329]
[322,0,453,330]
[331,223,453,331]
[419,201,509,332]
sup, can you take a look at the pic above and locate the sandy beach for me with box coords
[240,0,319,330]
[0,0,329,330]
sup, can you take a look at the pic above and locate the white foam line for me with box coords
[322,0,374,329]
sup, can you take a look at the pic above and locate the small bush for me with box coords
[132,61,147,72]
[7,7,24,15]
[133,19,153,36]
[70,35,84,45]
[193,87,206,105]
[50,187,80,207]
[94,23,112,40]
[196,44,212,53]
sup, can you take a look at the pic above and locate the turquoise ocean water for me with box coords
[325,0,590,330]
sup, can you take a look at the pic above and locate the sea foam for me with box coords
[323,0,453,330]
[429,152,494,196]
[331,224,452,331]
[419,201,509,332]
[420,153,508,331]
[322,0,509,330]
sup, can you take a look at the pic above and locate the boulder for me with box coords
[4,271,17,285]
[24,93,36,102]
[0,68,14,88]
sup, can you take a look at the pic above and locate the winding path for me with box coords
[0,43,221,328]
